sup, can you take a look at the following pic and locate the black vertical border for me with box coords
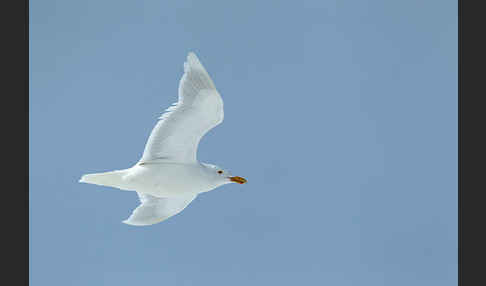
[459,0,486,285]
[0,0,28,284]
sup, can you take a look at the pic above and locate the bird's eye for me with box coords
[217,170,223,174]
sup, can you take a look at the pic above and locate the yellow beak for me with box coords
[229,176,247,184]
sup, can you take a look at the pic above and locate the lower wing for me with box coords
[122,192,198,226]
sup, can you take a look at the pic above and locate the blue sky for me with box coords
[30,0,457,285]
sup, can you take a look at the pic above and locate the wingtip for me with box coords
[184,52,206,74]
[122,219,157,226]
[121,219,132,225]
[122,219,141,226]
[186,52,201,65]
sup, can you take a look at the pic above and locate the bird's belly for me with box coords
[123,164,211,197]
[144,178,201,197]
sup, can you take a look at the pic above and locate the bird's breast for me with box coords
[124,163,214,197]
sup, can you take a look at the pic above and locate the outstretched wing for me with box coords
[139,52,224,164]
[122,193,198,226]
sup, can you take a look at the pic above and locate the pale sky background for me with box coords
[29,0,457,285]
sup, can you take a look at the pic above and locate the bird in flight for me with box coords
[79,52,247,226]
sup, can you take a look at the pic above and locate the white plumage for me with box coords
[140,53,223,164]
[80,52,246,226]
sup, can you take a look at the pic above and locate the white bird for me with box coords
[79,52,247,226]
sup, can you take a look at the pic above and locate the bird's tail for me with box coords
[79,169,128,189]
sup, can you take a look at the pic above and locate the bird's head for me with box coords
[202,163,247,186]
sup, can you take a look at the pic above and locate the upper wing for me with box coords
[139,52,224,164]
[122,193,198,226]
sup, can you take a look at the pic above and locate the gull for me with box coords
[79,52,247,226]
